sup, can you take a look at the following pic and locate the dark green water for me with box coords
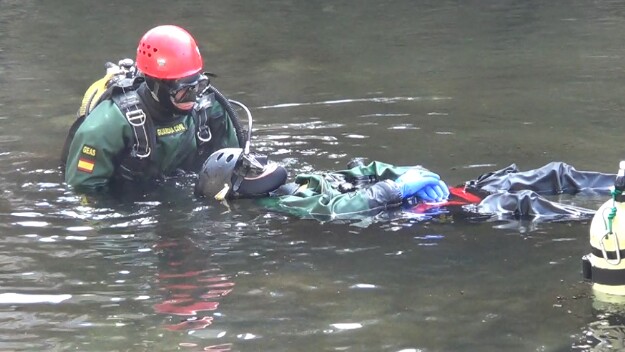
[2,0,625,350]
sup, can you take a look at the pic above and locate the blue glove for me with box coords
[416,180,450,203]
[395,169,449,202]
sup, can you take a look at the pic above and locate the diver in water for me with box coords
[194,147,616,221]
[61,25,247,192]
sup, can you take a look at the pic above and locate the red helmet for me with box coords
[136,25,203,80]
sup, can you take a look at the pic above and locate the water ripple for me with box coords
[257,96,452,109]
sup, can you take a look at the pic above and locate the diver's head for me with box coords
[196,148,288,200]
[136,25,208,113]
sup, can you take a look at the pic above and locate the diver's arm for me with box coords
[64,101,129,190]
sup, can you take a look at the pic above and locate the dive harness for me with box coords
[60,59,249,181]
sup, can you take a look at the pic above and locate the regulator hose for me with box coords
[207,85,248,149]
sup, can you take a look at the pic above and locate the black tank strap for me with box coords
[584,262,625,286]
[591,246,625,261]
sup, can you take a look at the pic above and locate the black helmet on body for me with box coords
[196,148,288,200]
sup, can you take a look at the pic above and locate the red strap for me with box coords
[409,186,483,214]
[448,186,483,204]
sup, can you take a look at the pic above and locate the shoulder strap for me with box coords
[111,83,155,160]
[110,86,159,182]
[193,92,215,145]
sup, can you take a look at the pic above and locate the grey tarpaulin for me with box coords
[466,162,616,218]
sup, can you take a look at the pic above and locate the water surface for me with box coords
[1,1,624,351]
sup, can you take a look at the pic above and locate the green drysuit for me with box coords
[64,86,240,190]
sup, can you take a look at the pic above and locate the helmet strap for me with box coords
[149,81,161,102]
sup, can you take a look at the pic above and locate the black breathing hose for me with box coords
[207,85,248,149]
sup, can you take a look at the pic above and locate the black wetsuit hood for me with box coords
[139,81,188,121]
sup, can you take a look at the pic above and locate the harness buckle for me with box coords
[126,109,146,126]
[132,145,151,159]
[600,232,622,265]
[197,126,212,143]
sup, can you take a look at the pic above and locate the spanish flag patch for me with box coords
[77,158,95,173]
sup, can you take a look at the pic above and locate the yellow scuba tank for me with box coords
[77,71,117,117]
[584,161,625,297]
[60,59,139,169]
[77,58,136,117]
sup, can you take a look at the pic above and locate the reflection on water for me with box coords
[1,184,599,351]
[574,299,625,351]
[3,0,625,351]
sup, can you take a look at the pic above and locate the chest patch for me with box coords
[156,123,187,137]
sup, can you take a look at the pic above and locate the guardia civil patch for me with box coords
[156,123,187,137]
